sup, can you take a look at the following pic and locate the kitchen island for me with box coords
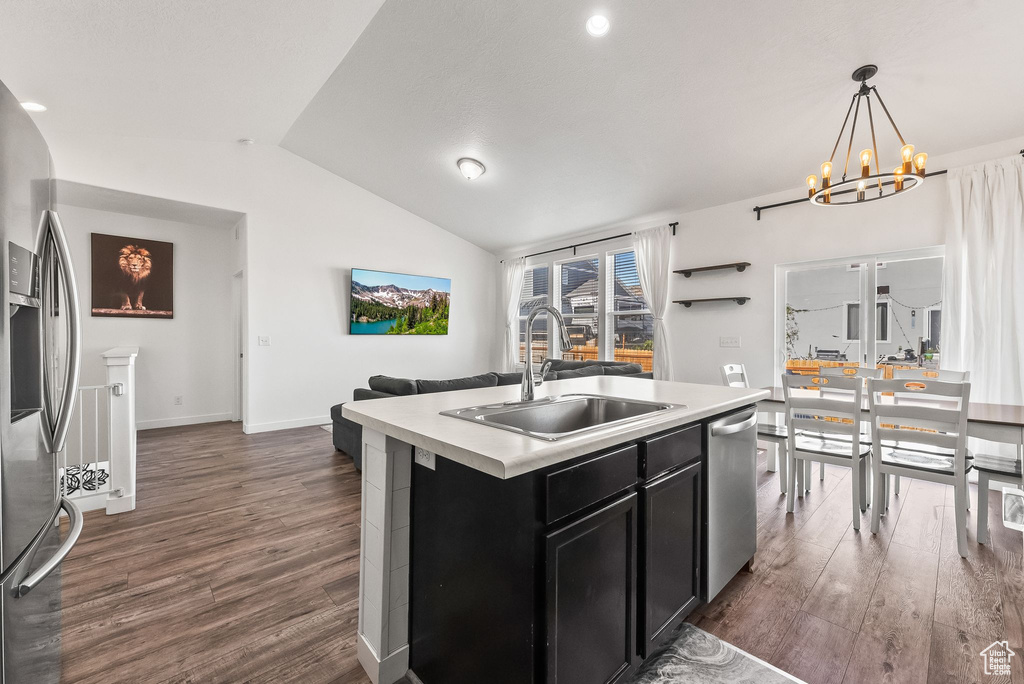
[342,376,768,684]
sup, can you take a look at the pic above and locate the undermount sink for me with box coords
[440,394,684,441]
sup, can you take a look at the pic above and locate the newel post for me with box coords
[102,347,139,514]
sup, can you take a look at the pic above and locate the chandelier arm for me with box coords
[866,94,882,194]
[870,86,907,147]
[842,94,862,182]
[828,93,858,163]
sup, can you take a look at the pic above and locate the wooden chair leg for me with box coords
[819,461,825,481]
[870,463,883,534]
[851,459,861,531]
[765,441,778,473]
[977,471,990,545]
[884,474,891,511]
[797,455,805,497]
[895,474,901,495]
[786,452,798,513]
[953,482,969,558]
[778,441,788,495]
[804,459,811,492]
[859,459,868,512]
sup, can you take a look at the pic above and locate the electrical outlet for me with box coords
[720,335,741,348]
[414,448,435,470]
[258,336,271,346]
[173,395,183,406]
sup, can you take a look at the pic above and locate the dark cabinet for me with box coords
[545,493,639,684]
[639,460,702,656]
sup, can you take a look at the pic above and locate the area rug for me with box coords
[628,623,803,684]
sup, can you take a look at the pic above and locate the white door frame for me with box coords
[232,269,245,423]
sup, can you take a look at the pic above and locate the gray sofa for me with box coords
[331,359,653,469]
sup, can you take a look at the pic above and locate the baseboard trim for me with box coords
[137,413,233,431]
[242,415,331,434]
[357,634,409,684]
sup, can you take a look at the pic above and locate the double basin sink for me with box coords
[440,393,684,441]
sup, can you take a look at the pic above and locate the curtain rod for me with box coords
[501,222,678,263]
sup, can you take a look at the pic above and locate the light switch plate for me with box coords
[414,448,435,470]
[720,335,741,348]
[258,336,271,346]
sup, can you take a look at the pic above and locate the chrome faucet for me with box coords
[521,305,573,402]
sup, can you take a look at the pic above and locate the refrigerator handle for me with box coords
[37,209,82,455]
[14,497,83,597]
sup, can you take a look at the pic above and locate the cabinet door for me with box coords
[544,493,638,684]
[640,460,702,657]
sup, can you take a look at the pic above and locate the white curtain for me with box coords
[943,155,1024,405]
[632,225,674,381]
[501,257,527,373]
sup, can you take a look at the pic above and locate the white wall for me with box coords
[47,135,499,433]
[55,204,236,429]
[500,136,1024,390]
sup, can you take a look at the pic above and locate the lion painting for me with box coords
[117,245,152,310]
[91,233,173,318]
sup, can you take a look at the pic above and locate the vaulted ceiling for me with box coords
[2,0,1023,253]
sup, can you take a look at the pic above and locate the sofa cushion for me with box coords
[554,365,605,380]
[368,375,418,396]
[491,372,523,387]
[354,387,396,401]
[633,371,654,379]
[417,372,499,394]
[583,359,637,368]
[601,363,644,376]
[544,358,589,372]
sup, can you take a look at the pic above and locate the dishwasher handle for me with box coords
[710,411,757,437]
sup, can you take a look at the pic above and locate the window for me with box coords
[843,300,890,343]
[926,307,941,350]
[518,265,549,363]
[609,251,653,363]
[558,257,600,357]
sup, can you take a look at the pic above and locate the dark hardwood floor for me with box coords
[60,423,1023,684]
[692,450,1024,684]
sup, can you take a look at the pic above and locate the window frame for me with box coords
[605,248,652,361]
[842,299,891,344]
[516,263,551,364]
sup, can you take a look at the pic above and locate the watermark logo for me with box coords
[980,640,1016,677]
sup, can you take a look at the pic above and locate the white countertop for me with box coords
[342,376,768,479]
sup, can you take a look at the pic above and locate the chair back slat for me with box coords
[893,368,969,382]
[782,373,863,442]
[720,363,749,388]
[869,378,969,399]
[875,427,959,451]
[820,366,884,380]
[877,403,964,429]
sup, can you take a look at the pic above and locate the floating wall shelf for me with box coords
[674,262,751,278]
[674,297,750,308]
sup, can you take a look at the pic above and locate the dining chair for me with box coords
[721,363,788,494]
[813,366,885,487]
[783,374,870,529]
[976,446,1024,544]
[868,377,972,557]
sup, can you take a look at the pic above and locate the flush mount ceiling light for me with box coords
[20,102,46,112]
[457,157,485,180]
[585,15,610,37]
[807,65,927,207]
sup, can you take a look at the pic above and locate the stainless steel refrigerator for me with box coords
[0,77,83,682]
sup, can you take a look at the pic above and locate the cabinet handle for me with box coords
[710,412,757,437]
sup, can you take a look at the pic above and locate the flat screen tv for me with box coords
[350,268,451,335]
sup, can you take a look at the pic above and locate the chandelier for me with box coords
[807,65,927,206]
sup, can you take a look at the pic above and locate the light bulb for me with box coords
[806,174,817,197]
[901,144,915,174]
[586,15,610,37]
[913,152,927,175]
[860,149,873,166]
[857,179,866,201]
[893,166,905,191]
[820,161,832,179]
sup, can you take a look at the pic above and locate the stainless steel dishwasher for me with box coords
[705,407,758,600]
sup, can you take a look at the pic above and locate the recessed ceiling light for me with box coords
[20,102,46,112]
[457,158,485,180]
[586,15,610,37]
